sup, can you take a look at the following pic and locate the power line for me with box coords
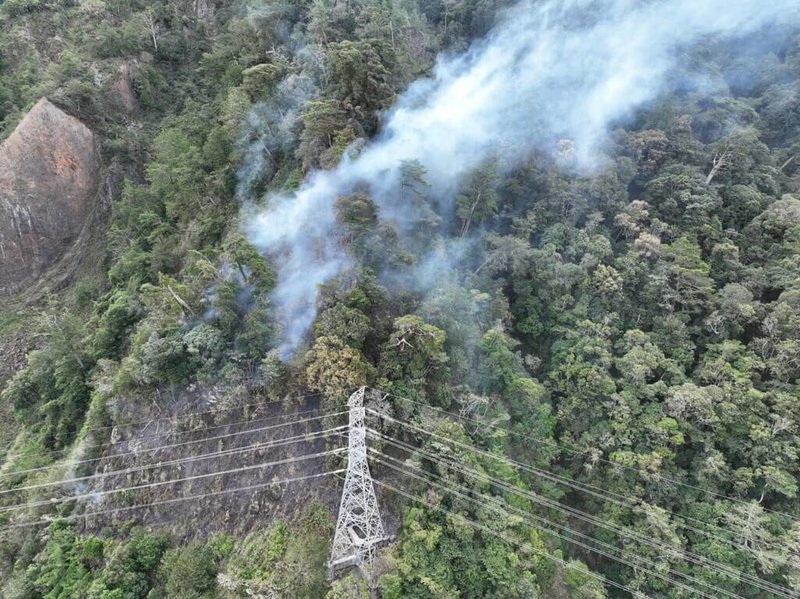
[116,404,327,443]
[370,477,651,599]
[370,409,791,562]
[368,447,751,599]
[370,417,797,595]
[370,453,730,599]
[371,431,747,592]
[1,410,346,479]
[0,448,344,514]
[0,392,326,464]
[74,391,325,437]
[368,427,797,599]
[0,426,345,497]
[0,469,344,532]
[371,387,800,523]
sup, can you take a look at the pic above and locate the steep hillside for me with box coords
[0,0,798,598]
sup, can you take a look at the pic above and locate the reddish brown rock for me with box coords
[0,98,100,296]
[109,62,139,117]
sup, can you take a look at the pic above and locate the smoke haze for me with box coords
[243,0,800,356]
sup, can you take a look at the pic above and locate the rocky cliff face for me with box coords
[0,98,100,296]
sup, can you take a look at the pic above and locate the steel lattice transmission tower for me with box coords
[328,387,390,578]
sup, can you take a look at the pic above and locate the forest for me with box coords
[0,0,799,597]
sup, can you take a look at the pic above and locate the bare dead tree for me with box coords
[705,150,734,185]
[460,190,482,237]
[388,15,396,49]
[442,0,460,36]
[143,9,159,53]
[166,285,195,317]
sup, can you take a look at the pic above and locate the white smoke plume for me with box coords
[244,0,800,356]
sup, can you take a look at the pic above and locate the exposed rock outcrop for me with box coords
[109,61,139,117]
[0,331,31,387]
[0,98,101,296]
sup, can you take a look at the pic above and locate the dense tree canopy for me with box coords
[0,0,799,597]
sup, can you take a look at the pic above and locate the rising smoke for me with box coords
[243,0,800,357]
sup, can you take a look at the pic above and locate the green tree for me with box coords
[160,543,217,599]
[456,163,498,237]
[379,316,451,407]
[326,39,393,124]
[147,127,205,222]
[305,336,369,408]
[659,236,714,315]
[297,99,355,171]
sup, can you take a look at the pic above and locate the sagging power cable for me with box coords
[369,448,747,599]
[0,426,345,497]
[0,448,345,514]
[0,469,344,531]
[366,424,797,599]
[1,410,346,479]
[371,387,800,524]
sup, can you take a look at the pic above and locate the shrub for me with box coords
[1,0,44,17]
[161,544,217,599]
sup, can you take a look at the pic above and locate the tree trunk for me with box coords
[780,154,796,172]
[705,151,732,185]
[461,190,482,237]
